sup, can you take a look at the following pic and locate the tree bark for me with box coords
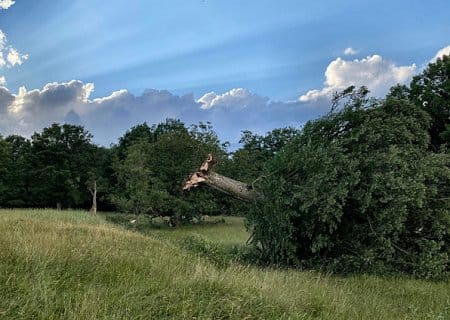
[183,154,261,202]
[89,180,97,215]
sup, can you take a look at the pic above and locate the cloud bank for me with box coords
[0,81,319,146]
[0,45,449,146]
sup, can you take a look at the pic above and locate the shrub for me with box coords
[248,89,450,279]
[179,234,232,267]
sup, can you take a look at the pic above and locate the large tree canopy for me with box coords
[111,119,228,224]
[27,124,96,208]
[409,55,450,150]
[246,88,450,278]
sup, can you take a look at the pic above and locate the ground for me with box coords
[0,209,449,319]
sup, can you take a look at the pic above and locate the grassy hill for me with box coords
[0,209,449,319]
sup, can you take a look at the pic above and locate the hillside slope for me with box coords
[0,210,449,319]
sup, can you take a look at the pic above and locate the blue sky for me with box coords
[0,0,449,147]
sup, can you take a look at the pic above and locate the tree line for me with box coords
[0,115,290,222]
[0,55,449,278]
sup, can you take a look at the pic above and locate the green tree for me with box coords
[29,123,95,209]
[3,135,32,207]
[218,127,299,216]
[225,127,299,185]
[86,145,114,213]
[112,119,227,224]
[247,88,450,278]
[112,140,170,215]
[115,122,153,160]
[0,136,11,205]
[409,54,450,149]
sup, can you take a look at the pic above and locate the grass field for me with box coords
[0,209,449,319]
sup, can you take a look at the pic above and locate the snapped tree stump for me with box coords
[182,154,261,202]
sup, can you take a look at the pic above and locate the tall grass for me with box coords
[1,209,449,319]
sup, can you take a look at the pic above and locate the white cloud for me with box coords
[0,30,28,69]
[0,76,5,86]
[92,89,129,104]
[0,30,5,49]
[431,45,450,62]
[197,88,268,109]
[344,47,358,55]
[6,47,28,66]
[0,81,200,139]
[300,55,416,102]
[3,47,448,145]
[0,81,322,146]
[0,81,96,136]
[0,31,6,67]
[0,0,14,10]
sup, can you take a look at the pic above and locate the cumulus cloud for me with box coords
[3,47,449,146]
[6,47,27,66]
[0,29,28,82]
[0,81,96,136]
[300,55,416,102]
[432,45,450,62]
[197,88,269,109]
[0,81,200,140]
[344,47,358,55]
[0,0,14,10]
[0,81,326,146]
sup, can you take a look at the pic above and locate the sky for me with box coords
[0,0,449,147]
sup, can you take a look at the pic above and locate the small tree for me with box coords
[112,140,170,215]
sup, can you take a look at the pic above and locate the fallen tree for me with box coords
[182,90,450,279]
[183,154,261,203]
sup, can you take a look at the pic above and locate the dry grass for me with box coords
[0,209,449,319]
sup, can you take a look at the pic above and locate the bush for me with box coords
[248,89,450,279]
[179,234,233,267]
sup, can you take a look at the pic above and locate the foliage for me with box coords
[0,124,114,210]
[2,135,32,207]
[179,234,233,267]
[26,124,96,208]
[85,145,115,210]
[248,87,450,279]
[225,127,299,184]
[409,54,450,150]
[112,140,172,215]
[0,136,11,204]
[219,127,299,215]
[115,122,153,160]
[111,119,227,224]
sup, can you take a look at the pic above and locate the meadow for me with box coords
[0,209,449,319]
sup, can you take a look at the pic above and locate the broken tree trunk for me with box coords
[182,154,261,202]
